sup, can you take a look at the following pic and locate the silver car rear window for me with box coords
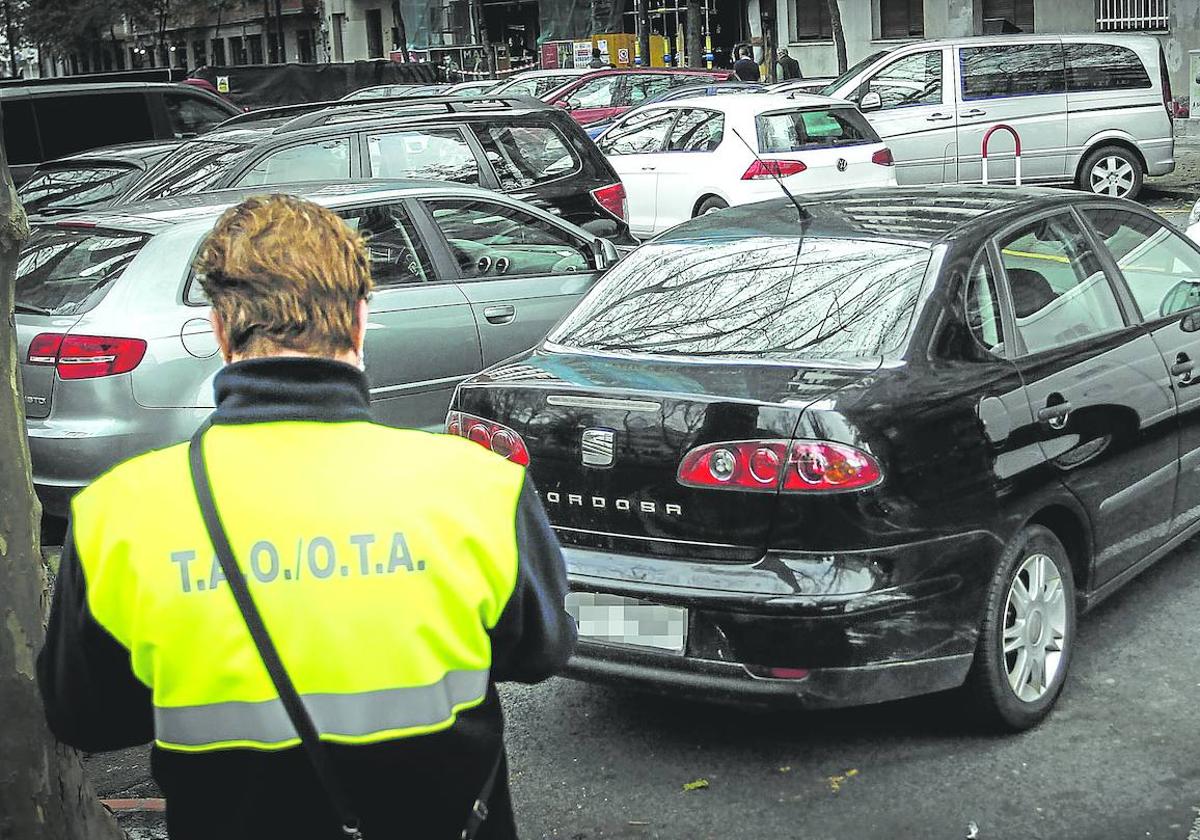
[15,226,149,316]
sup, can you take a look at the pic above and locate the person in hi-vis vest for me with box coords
[38,194,577,840]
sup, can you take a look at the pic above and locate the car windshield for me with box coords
[548,236,929,361]
[820,50,890,96]
[17,164,141,213]
[122,140,252,203]
[15,226,149,316]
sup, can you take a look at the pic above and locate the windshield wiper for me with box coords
[14,302,56,315]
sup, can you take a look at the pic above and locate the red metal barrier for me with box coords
[981,124,1022,186]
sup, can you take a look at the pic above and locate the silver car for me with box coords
[820,33,1174,199]
[17,181,618,517]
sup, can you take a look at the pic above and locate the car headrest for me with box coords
[1008,267,1057,318]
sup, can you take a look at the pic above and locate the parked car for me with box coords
[0,81,241,186]
[445,80,503,96]
[540,68,735,126]
[585,81,767,139]
[600,93,896,237]
[340,83,453,101]
[769,77,835,95]
[818,33,1174,199]
[1185,198,1200,244]
[449,185,1200,728]
[17,140,182,216]
[16,181,620,518]
[117,95,636,245]
[491,69,592,99]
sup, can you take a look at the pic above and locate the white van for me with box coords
[819,34,1173,200]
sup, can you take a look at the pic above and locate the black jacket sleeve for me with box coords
[37,524,154,753]
[488,476,577,684]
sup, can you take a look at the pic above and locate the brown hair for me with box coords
[194,194,373,358]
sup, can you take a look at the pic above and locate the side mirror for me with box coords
[566,98,583,110]
[859,90,882,112]
[589,237,620,270]
[1160,280,1200,318]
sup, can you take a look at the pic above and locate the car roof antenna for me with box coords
[730,127,810,222]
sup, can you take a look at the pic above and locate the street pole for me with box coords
[636,0,649,67]
[274,0,286,62]
[685,0,700,67]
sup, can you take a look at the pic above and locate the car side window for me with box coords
[164,93,233,137]
[423,198,595,279]
[667,109,724,152]
[862,51,942,109]
[627,76,673,106]
[34,93,154,160]
[235,137,351,187]
[365,128,479,184]
[1081,208,1200,321]
[998,213,1124,354]
[567,76,620,109]
[960,44,1066,101]
[340,203,433,288]
[598,108,676,156]
[470,124,577,188]
[966,256,1005,356]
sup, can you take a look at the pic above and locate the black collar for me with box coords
[211,357,372,425]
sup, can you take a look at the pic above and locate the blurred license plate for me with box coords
[565,592,687,654]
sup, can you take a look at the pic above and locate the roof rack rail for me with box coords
[0,68,187,87]
[274,94,548,132]
[214,98,354,129]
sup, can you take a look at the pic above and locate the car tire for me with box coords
[1077,145,1143,200]
[966,524,1077,732]
[695,196,728,217]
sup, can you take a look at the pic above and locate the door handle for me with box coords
[961,108,987,118]
[483,304,516,325]
[1037,396,1073,430]
[640,166,657,171]
[926,112,954,122]
[1172,351,1197,384]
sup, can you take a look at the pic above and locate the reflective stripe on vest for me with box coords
[155,669,489,750]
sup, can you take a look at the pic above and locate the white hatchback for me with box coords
[598,93,897,238]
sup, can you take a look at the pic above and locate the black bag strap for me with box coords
[187,425,503,840]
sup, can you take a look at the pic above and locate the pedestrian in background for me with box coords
[777,48,802,80]
[588,46,607,68]
[733,46,760,82]
[37,193,576,840]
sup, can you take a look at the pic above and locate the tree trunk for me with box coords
[826,0,846,73]
[635,0,649,67]
[273,0,284,63]
[0,97,125,840]
[390,0,408,61]
[3,0,16,77]
[685,0,701,68]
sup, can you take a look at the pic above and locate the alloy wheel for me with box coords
[1088,156,1136,197]
[1002,553,1068,702]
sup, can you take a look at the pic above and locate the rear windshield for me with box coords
[18,165,140,214]
[15,227,149,316]
[123,140,251,203]
[756,108,880,153]
[548,236,930,361]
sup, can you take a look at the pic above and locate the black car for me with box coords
[17,139,182,215]
[118,95,636,245]
[448,186,1200,730]
[1,81,240,186]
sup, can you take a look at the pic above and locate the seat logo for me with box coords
[581,428,616,468]
[836,158,848,172]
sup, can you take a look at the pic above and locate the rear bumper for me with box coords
[28,406,208,518]
[560,532,993,708]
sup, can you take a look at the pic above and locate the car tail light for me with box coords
[742,160,806,180]
[445,410,530,466]
[27,333,147,380]
[677,439,881,493]
[591,182,628,222]
[872,148,894,166]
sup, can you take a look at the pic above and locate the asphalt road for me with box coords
[89,531,1200,840]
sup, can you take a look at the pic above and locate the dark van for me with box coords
[1,82,240,186]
